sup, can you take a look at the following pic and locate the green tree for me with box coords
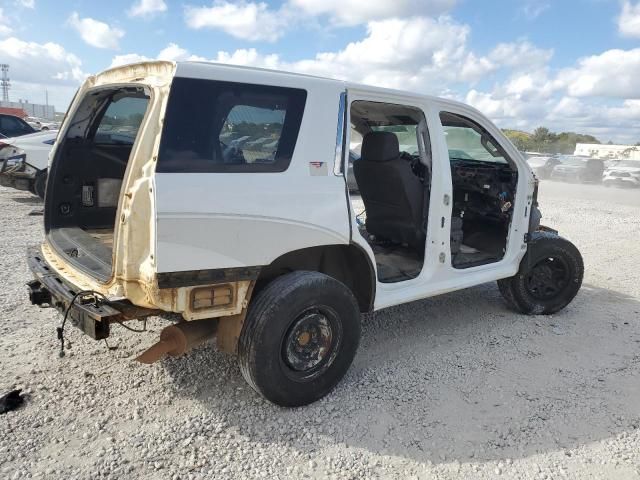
[502,129,532,151]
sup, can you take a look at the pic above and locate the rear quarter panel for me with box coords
[154,65,350,272]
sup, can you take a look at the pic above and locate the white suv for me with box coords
[27,61,583,407]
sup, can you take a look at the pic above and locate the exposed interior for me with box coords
[440,112,518,269]
[348,101,431,283]
[45,85,150,281]
[347,104,519,282]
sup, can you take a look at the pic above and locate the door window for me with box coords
[440,112,509,164]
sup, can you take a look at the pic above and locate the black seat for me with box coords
[353,131,426,251]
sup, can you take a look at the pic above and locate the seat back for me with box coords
[353,132,425,250]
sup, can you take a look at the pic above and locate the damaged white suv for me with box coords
[27,61,583,407]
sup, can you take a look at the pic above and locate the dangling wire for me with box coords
[115,318,147,333]
[57,290,107,358]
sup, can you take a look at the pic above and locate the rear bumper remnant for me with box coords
[27,245,159,340]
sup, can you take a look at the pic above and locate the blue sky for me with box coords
[1,0,640,142]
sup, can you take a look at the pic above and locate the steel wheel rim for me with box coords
[525,256,570,301]
[281,307,341,380]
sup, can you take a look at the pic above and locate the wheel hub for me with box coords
[284,311,334,372]
[525,256,570,300]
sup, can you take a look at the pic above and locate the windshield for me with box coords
[371,125,419,155]
[562,157,587,166]
[528,157,550,166]
[612,160,640,168]
[440,112,509,164]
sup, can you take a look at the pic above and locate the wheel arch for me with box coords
[256,244,376,313]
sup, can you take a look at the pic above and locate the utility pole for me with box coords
[0,64,10,103]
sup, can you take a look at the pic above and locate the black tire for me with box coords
[34,169,47,200]
[497,232,583,315]
[238,271,361,407]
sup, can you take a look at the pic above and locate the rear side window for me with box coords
[94,95,149,145]
[157,77,307,173]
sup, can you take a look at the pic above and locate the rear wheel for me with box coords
[34,169,47,200]
[238,271,361,407]
[498,233,583,315]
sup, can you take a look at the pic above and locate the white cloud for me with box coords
[289,0,456,26]
[109,53,152,68]
[520,1,550,20]
[158,43,206,62]
[109,43,207,68]
[0,37,85,84]
[184,1,286,42]
[557,48,640,98]
[213,48,282,69]
[128,0,167,18]
[68,12,125,49]
[283,17,473,92]
[0,36,87,110]
[0,8,12,36]
[17,0,35,8]
[489,41,553,70]
[619,1,640,38]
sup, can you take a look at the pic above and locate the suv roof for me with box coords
[102,60,472,113]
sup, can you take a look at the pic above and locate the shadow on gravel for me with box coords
[163,282,640,465]
[10,195,42,205]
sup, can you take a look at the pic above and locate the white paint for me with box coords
[1,130,57,171]
[46,60,538,314]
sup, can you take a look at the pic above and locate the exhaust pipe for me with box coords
[136,319,218,364]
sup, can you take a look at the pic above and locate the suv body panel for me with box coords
[34,60,538,321]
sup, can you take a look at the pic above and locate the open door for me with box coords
[346,100,432,283]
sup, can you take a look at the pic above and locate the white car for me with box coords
[0,130,56,198]
[25,116,60,131]
[602,160,640,188]
[26,61,583,407]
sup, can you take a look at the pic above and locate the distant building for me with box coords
[574,143,640,160]
[0,100,55,120]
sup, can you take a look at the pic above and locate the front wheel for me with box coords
[498,232,584,315]
[238,271,361,407]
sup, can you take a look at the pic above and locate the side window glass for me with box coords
[440,112,508,164]
[19,119,32,133]
[94,96,149,145]
[2,116,19,135]
[157,78,307,173]
[219,105,285,164]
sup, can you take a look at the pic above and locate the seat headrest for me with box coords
[361,131,400,163]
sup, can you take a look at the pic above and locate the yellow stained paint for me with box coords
[40,61,252,322]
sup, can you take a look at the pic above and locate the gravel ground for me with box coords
[1,181,639,480]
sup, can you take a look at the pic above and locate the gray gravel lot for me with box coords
[1,181,639,479]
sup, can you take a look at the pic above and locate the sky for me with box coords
[1,0,640,142]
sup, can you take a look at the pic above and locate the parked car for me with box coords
[0,113,37,138]
[602,159,640,188]
[0,131,55,198]
[25,116,60,131]
[527,156,561,180]
[550,156,604,183]
[26,61,583,407]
